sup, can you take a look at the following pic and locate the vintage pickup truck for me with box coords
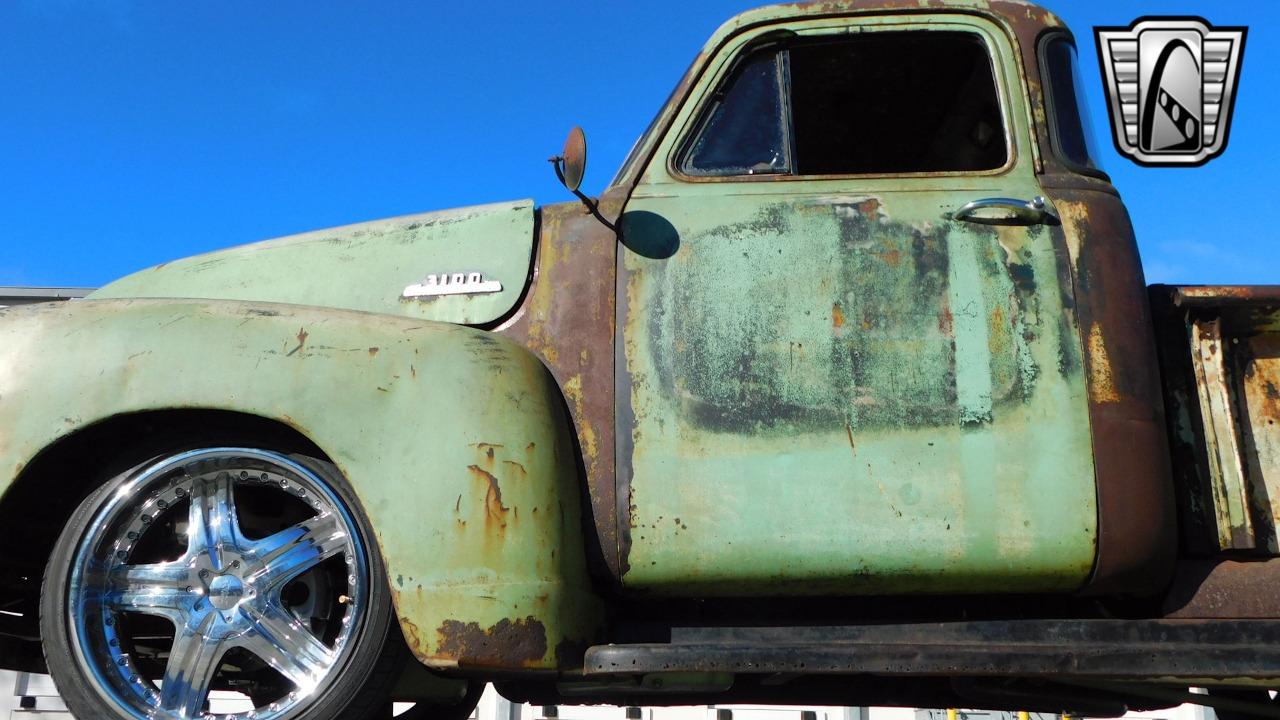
[0,1,1275,719]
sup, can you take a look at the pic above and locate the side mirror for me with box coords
[555,126,587,192]
[549,126,615,232]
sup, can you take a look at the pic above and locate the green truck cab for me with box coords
[0,2,1276,718]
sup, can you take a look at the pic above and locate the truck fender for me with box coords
[0,298,604,670]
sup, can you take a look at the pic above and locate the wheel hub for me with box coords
[205,573,246,611]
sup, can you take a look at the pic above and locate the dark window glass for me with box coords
[1041,35,1103,172]
[679,31,1008,177]
[681,50,790,176]
[790,32,1005,174]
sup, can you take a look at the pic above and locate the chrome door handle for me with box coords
[952,196,1059,226]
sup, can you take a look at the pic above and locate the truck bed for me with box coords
[1151,285,1280,556]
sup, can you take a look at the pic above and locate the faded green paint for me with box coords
[0,2,1106,671]
[0,299,602,668]
[92,200,536,326]
[617,12,1097,594]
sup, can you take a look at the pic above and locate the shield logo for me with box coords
[1095,17,1246,166]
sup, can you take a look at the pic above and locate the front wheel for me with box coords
[41,447,409,719]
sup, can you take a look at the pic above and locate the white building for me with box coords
[0,288,93,309]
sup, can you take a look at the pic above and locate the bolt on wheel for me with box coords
[56,448,370,719]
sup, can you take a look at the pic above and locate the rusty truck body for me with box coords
[0,2,1277,719]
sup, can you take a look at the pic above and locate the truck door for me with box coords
[616,14,1099,594]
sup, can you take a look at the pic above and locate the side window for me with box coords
[1040,34,1105,174]
[679,31,1008,177]
[682,49,791,176]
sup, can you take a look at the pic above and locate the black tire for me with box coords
[1208,688,1277,720]
[389,681,485,720]
[40,446,413,720]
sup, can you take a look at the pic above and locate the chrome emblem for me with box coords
[403,272,503,299]
[1095,17,1246,166]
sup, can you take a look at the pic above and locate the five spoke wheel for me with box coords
[60,449,369,719]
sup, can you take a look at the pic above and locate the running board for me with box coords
[584,620,1280,679]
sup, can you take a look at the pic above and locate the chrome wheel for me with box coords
[65,448,369,719]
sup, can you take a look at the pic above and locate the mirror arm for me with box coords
[549,155,617,232]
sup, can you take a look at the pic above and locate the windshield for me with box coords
[610,58,697,188]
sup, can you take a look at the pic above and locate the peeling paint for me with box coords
[468,464,510,527]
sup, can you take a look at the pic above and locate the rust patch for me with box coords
[286,327,309,357]
[467,464,509,525]
[938,307,954,335]
[856,197,881,218]
[876,248,903,267]
[496,195,623,581]
[1174,286,1280,308]
[1086,322,1120,404]
[401,617,423,650]
[436,616,548,667]
[1164,558,1280,618]
[368,346,379,357]
[832,302,846,329]
[1060,190,1175,596]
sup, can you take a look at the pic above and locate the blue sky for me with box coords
[1,0,1275,288]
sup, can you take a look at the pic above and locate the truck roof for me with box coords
[707,0,1065,51]
[611,0,1071,189]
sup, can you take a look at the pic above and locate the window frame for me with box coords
[1037,31,1110,180]
[665,20,1019,184]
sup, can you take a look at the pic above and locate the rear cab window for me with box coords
[1039,33,1105,175]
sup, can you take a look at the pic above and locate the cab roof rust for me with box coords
[712,0,1065,44]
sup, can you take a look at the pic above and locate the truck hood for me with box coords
[91,199,536,326]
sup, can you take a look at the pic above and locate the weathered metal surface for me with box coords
[1189,317,1256,549]
[1019,0,1177,594]
[1234,328,1280,550]
[497,192,626,583]
[1164,558,1280,618]
[91,200,537,327]
[1031,0,1183,588]
[1150,287,1226,557]
[966,7,1174,594]
[1151,288,1280,559]
[1041,187,1176,596]
[0,299,602,669]
[585,618,1280,681]
[1174,285,1280,308]
[615,11,1097,594]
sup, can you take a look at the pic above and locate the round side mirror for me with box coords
[560,126,587,192]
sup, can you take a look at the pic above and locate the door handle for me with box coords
[952,196,1060,226]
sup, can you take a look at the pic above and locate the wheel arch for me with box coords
[0,408,320,642]
[0,299,605,672]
